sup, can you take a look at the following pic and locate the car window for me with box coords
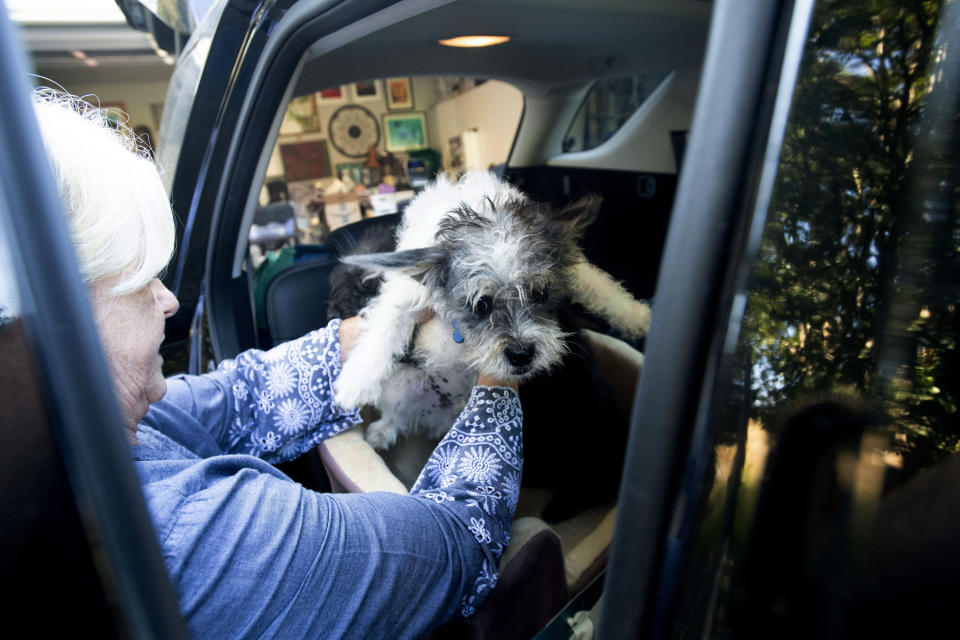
[0,210,18,324]
[562,72,671,153]
[667,0,959,634]
[155,0,228,189]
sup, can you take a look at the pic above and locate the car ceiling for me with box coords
[293,0,711,98]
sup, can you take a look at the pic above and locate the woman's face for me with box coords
[90,277,179,429]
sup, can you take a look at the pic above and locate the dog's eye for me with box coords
[473,296,493,317]
[532,284,551,303]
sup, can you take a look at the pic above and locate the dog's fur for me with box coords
[329,172,647,520]
[333,172,651,453]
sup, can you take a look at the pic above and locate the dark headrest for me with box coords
[327,213,401,256]
[253,201,295,226]
[264,255,340,345]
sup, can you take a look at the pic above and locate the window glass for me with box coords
[735,0,952,502]
[155,0,228,189]
[0,207,19,323]
[563,72,670,153]
[677,0,958,635]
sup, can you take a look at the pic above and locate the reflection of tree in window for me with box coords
[739,0,954,486]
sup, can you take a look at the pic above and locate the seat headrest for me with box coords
[253,201,295,226]
[327,213,401,256]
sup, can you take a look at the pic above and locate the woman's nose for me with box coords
[152,278,180,318]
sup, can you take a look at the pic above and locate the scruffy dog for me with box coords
[333,171,651,453]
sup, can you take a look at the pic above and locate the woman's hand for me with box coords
[338,316,362,364]
[477,373,518,392]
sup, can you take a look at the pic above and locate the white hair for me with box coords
[31,88,175,297]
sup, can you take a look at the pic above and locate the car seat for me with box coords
[261,214,401,346]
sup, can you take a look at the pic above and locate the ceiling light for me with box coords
[438,35,510,48]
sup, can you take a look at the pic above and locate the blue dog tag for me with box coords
[452,320,464,343]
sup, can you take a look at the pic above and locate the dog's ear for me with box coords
[341,247,448,286]
[556,194,602,241]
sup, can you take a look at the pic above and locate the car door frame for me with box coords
[0,5,188,636]
[598,0,815,636]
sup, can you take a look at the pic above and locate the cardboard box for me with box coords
[369,193,398,216]
[323,194,362,231]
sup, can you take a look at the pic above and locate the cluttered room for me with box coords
[247,76,523,267]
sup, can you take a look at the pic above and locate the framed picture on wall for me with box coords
[383,112,428,152]
[317,85,347,104]
[287,94,318,132]
[385,77,414,110]
[335,162,364,184]
[279,137,333,181]
[448,134,464,175]
[352,80,382,102]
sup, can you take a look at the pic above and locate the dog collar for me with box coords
[452,320,464,344]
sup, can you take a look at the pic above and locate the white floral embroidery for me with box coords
[469,517,492,544]
[273,397,309,434]
[458,447,502,484]
[233,379,249,401]
[426,445,459,485]
[256,389,275,413]
[467,485,503,514]
[265,362,297,397]
[423,491,455,504]
[255,430,282,452]
[502,471,521,513]
[410,386,522,618]
[217,319,361,462]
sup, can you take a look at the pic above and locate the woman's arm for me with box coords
[144,318,362,462]
[147,378,523,637]
[407,381,522,616]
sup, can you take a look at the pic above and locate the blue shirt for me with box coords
[133,319,523,639]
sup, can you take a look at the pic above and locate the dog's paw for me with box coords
[365,418,399,451]
[334,360,384,409]
[334,375,377,409]
[623,299,652,338]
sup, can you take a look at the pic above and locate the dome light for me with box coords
[438,35,511,48]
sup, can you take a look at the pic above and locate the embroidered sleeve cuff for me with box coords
[219,318,363,462]
[410,385,523,617]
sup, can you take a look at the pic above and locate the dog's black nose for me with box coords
[505,343,536,367]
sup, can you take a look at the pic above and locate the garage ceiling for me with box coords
[7,0,175,82]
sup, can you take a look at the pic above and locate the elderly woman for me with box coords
[33,90,522,639]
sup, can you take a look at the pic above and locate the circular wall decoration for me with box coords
[328,104,381,157]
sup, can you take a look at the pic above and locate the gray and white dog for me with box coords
[334,171,650,450]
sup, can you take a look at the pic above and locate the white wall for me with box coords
[427,80,523,173]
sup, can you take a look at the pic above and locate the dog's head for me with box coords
[344,194,600,380]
